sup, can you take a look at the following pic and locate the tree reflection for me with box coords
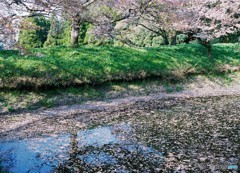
[56,125,163,172]
[1,96,239,172]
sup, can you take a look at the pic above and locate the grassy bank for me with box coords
[0,43,239,89]
[0,71,240,114]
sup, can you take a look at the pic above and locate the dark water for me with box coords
[0,95,240,172]
[0,123,163,173]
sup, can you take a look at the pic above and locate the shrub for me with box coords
[18,16,50,49]
[44,16,66,47]
[177,34,188,44]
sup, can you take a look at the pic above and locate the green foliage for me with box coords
[44,16,66,47]
[177,34,188,44]
[0,44,239,89]
[218,33,240,43]
[40,99,54,108]
[152,36,164,47]
[79,22,91,45]
[18,16,50,49]
[89,38,114,46]
[44,20,101,47]
[44,19,72,47]
[83,25,114,46]
[117,28,164,47]
[60,22,71,46]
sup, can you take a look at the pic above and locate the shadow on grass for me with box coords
[0,45,219,89]
[2,44,237,90]
[0,43,239,114]
[0,70,238,115]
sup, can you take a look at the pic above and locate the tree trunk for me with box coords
[162,35,169,45]
[70,18,81,47]
[207,45,212,59]
[184,31,194,44]
[170,34,177,45]
[199,39,212,59]
[71,25,80,47]
[161,31,169,45]
[185,39,190,44]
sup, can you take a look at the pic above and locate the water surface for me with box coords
[0,95,239,172]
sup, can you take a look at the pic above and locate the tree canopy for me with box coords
[0,0,239,51]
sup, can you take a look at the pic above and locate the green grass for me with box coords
[0,79,163,112]
[0,43,239,90]
[1,71,239,114]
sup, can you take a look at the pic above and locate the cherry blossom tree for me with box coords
[1,0,239,51]
[48,0,100,47]
[119,0,193,45]
[89,0,135,41]
[190,0,240,57]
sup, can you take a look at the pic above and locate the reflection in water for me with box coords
[0,123,163,173]
[1,95,239,172]
[0,135,70,173]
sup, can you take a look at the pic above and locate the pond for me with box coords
[0,95,239,172]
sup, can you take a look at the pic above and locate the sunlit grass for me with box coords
[0,43,239,89]
[0,43,240,112]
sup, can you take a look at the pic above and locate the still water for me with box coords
[0,123,163,173]
[0,95,239,172]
